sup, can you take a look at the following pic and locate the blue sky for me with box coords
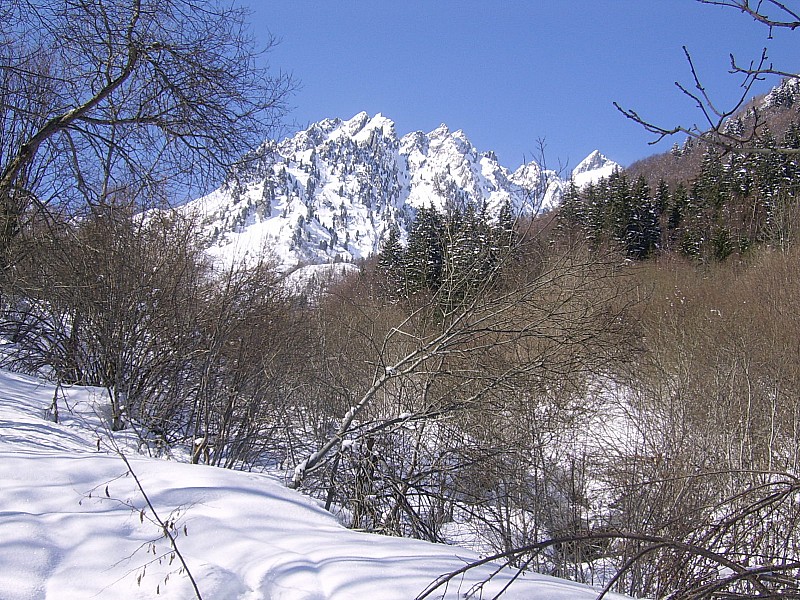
[245,1,800,170]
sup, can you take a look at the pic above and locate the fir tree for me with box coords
[494,198,516,252]
[680,180,707,258]
[668,183,688,242]
[583,181,606,243]
[655,179,670,215]
[627,176,660,259]
[710,225,734,261]
[558,180,586,234]
[404,206,444,294]
[377,224,405,299]
[697,147,726,211]
[748,128,784,203]
[442,203,483,309]
[780,122,800,197]
[607,171,633,247]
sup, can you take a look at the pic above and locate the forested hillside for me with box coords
[559,79,800,262]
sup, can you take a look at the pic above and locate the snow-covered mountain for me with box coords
[571,150,619,189]
[181,113,617,271]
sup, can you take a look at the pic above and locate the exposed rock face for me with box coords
[182,112,616,270]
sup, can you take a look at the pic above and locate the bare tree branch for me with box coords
[615,0,800,156]
[0,0,294,262]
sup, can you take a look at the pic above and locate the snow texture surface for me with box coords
[0,368,631,599]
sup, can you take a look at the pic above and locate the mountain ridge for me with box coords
[181,113,619,271]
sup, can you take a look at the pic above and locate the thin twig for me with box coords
[108,437,203,600]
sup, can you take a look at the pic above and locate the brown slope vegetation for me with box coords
[627,78,800,188]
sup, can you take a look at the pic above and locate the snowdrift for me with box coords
[0,369,629,599]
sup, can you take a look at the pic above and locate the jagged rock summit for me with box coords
[571,150,620,189]
[182,113,616,271]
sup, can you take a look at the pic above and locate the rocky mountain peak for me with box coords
[181,113,616,272]
[571,150,620,188]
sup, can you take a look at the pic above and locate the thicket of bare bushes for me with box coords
[0,205,313,469]
[602,251,800,598]
[294,234,635,547]
[293,223,800,600]
[2,197,799,599]
[416,247,800,600]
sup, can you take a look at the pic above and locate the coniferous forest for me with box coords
[559,121,800,262]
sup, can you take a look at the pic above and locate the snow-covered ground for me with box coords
[0,369,630,599]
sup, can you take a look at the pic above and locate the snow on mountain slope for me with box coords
[571,150,620,189]
[181,113,613,271]
[0,368,632,600]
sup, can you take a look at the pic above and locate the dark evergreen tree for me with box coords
[680,180,708,258]
[494,198,516,254]
[654,179,671,250]
[725,151,752,200]
[442,203,487,309]
[668,183,688,245]
[775,122,800,201]
[404,206,445,294]
[584,181,606,243]
[377,224,405,299]
[606,171,633,247]
[747,127,784,205]
[558,181,586,234]
[696,147,727,211]
[626,176,661,259]
[651,178,666,212]
[710,225,734,261]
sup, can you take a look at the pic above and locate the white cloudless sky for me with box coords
[243,1,800,169]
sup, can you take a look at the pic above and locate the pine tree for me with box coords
[377,224,405,299]
[710,225,734,261]
[442,204,476,308]
[681,181,706,258]
[654,179,671,250]
[583,181,606,243]
[697,147,726,211]
[607,171,633,247]
[667,183,689,250]
[491,198,516,272]
[725,151,752,200]
[627,176,660,259]
[748,128,784,203]
[404,206,444,294]
[558,180,586,234]
[654,179,670,215]
[779,122,800,197]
